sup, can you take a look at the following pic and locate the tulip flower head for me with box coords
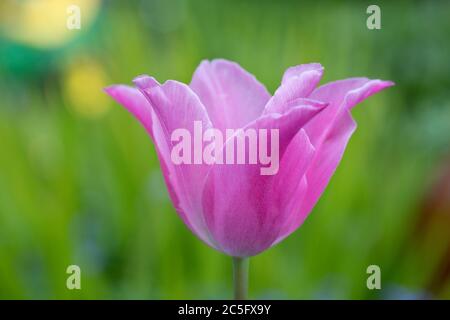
[105,59,393,258]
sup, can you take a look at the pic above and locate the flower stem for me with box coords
[232,257,249,300]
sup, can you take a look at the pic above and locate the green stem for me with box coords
[232,257,249,300]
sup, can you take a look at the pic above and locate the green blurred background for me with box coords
[0,0,449,299]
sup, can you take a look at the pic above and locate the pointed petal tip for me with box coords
[305,62,324,72]
[133,75,160,90]
[283,62,324,80]
[371,79,395,86]
[287,62,324,70]
[363,78,396,94]
[103,84,125,96]
[384,80,395,87]
[103,84,115,93]
[366,78,395,88]
[103,86,112,94]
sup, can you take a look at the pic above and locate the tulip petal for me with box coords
[133,74,160,91]
[263,97,327,116]
[106,81,218,249]
[104,85,155,138]
[139,80,220,247]
[307,78,394,146]
[263,63,324,114]
[190,59,271,130]
[201,105,318,257]
[275,111,356,243]
[269,129,315,244]
[274,78,394,242]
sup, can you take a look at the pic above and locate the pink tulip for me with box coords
[105,59,393,283]
[105,59,393,257]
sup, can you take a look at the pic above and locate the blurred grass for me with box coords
[0,0,449,299]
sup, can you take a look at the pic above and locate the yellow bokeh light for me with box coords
[63,58,110,119]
